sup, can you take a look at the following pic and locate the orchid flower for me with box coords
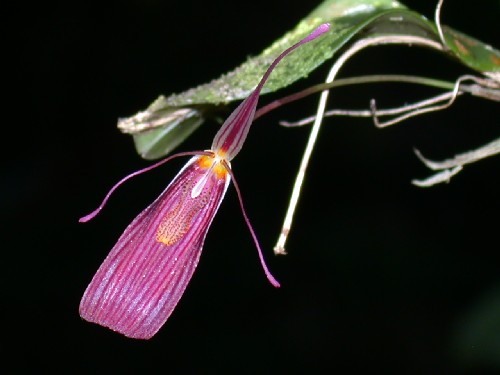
[79,23,330,339]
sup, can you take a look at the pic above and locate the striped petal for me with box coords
[80,155,230,339]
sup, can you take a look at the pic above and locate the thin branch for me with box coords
[412,165,463,187]
[281,91,459,127]
[411,138,500,187]
[280,75,499,127]
[255,74,457,120]
[434,0,447,49]
[414,138,500,171]
[371,74,469,128]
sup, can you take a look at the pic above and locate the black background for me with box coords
[6,0,500,373]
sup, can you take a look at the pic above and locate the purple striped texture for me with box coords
[80,156,230,339]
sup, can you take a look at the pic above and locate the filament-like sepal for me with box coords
[79,151,212,223]
[222,160,280,287]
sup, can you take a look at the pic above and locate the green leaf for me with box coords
[442,26,500,80]
[121,0,499,160]
[130,108,204,160]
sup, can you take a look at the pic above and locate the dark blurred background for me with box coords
[5,0,500,373]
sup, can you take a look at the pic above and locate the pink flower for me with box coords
[79,23,330,339]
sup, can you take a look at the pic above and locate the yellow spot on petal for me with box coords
[198,154,228,180]
[156,209,194,245]
[198,155,214,169]
[213,163,227,179]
